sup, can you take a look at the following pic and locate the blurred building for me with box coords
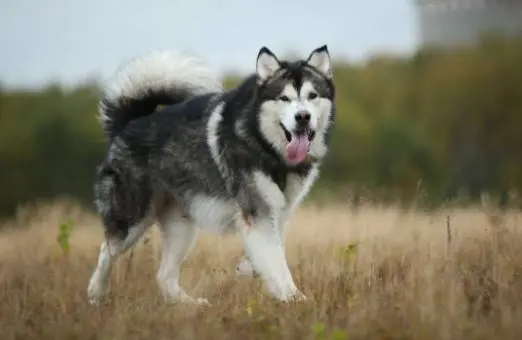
[415,0,522,47]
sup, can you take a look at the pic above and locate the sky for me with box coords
[0,0,419,88]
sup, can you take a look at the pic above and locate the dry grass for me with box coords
[1,201,522,339]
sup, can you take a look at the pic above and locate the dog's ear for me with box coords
[256,47,281,81]
[306,45,332,78]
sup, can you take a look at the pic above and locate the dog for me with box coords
[87,45,336,306]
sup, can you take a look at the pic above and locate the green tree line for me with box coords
[1,37,521,217]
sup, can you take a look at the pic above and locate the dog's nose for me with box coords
[294,111,311,124]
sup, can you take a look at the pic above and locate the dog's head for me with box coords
[254,45,335,166]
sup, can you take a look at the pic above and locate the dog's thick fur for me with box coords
[87,46,336,305]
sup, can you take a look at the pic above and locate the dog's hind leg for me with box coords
[156,208,208,306]
[88,163,156,304]
[87,217,152,305]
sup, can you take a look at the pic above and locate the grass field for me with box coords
[1,200,522,339]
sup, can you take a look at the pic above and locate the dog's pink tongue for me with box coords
[286,134,310,163]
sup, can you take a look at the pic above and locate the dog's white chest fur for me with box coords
[283,164,320,217]
[186,165,319,234]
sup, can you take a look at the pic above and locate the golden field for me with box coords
[1,201,522,340]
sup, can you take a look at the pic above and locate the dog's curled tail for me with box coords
[98,50,223,138]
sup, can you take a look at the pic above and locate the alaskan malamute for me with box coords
[87,45,335,305]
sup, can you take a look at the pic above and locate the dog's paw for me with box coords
[181,296,211,307]
[195,297,211,307]
[87,295,102,306]
[282,291,308,303]
[165,294,211,307]
[87,280,107,306]
[296,292,308,301]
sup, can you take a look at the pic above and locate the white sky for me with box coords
[0,0,419,88]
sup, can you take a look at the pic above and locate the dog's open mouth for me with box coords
[279,123,315,163]
[279,124,315,143]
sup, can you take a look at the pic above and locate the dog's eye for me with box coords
[278,95,290,102]
[308,92,318,100]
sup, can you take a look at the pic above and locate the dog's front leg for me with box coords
[238,214,306,302]
[235,213,289,278]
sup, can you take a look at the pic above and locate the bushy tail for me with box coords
[98,50,222,138]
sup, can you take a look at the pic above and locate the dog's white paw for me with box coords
[294,291,308,301]
[87,273,110,306]
[87,282,106,306]
[282,291,308,303]
[195,297,211,307]
[164,293,211,307]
